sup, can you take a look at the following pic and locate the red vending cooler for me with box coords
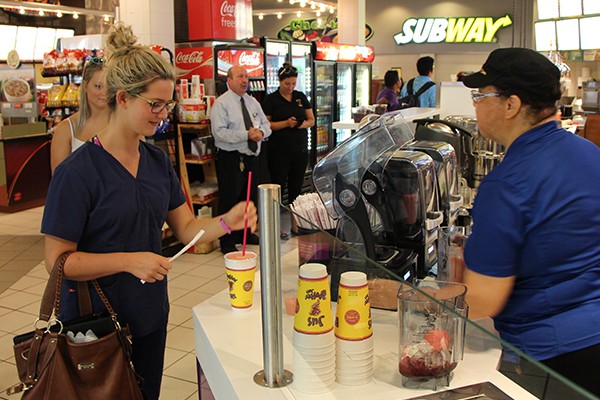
[174,43,265,99]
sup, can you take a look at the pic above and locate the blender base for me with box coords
[401,373,452,391]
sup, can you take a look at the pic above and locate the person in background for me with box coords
[376,69,403,111]
[41,23,257,400]
[262,63,315,239]
[400,56,436,107]
[210,65,271,254]
[50,56,110,173]
[461,47,600,398]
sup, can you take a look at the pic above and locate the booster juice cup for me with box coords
[224,251,257,311]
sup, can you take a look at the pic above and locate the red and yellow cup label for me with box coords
[226,266,256,309]
[335,282,372,340]
[294,276,333,334]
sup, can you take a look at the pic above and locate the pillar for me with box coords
[336,0,365,45]
[117,0,175,51]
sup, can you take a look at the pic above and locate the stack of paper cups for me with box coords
[292,263,335,394]
[335,271,374,385]
[190,75,201,99]
[204,95,216,118]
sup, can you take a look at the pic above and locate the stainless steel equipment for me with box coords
[413,118,475,188]
[313,112,445,289]
[582,81,600,113]
[366,149,442,277]
[402,141,463,227]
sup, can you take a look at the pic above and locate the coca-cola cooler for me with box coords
[174,0,261,99]
[214,44,265,98]
[174,42,265,99]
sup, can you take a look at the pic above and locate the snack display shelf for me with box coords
[184,155,214,164]
[191,194,217,206]
[41,70,83,78]
[192,248,538,400]
[332,107,441,131]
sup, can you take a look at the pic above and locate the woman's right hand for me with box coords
[287,116,298,128]
[126,252,173,283]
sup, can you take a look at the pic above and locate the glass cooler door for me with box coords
[291,42,312,103]
[336,63,354,145]
[313,61,335,165]
[355,63,371,107]
[265,40,289,94]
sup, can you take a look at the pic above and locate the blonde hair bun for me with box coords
[104,22,138,57]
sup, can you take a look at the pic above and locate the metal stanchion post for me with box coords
[253,184,293,388]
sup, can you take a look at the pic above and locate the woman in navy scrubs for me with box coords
[41,23,257,400]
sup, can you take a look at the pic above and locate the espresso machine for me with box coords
[313,112,443,300]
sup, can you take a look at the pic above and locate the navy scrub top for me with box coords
[42,140,187,337]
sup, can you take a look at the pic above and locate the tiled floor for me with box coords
[0,206,297,400]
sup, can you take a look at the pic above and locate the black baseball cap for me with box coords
[463,47,561,104]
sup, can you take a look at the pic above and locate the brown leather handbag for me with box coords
[6,252,144,399]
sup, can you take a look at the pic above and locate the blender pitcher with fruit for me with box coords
[397,280,468,390]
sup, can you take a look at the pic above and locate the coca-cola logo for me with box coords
[175,50,209,65]
[220,0,236,18]
[238,52,261,67]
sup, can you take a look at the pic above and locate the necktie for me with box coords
[241,97,258,153]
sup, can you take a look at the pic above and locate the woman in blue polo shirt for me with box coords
[462,48,600,398]
[41,23,256,400]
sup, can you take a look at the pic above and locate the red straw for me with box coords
[242,171,252,256]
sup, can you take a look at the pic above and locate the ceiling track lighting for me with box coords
[0,1,115,20]
[255,0,336,19]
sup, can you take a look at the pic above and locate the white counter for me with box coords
[332,107,441,131]
[193,249,537,400]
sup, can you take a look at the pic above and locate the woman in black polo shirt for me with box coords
[262,63,315,238]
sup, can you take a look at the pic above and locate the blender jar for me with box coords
[397,280,468,389]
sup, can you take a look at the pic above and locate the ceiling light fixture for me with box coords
[256,0,336,19]
[0,1,116,20]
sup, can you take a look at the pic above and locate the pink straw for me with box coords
[242,171,252,256]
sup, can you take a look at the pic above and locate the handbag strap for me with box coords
[39,251,118,322]
[39,251,72,322]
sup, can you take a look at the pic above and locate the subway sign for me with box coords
[394,15,512,45]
